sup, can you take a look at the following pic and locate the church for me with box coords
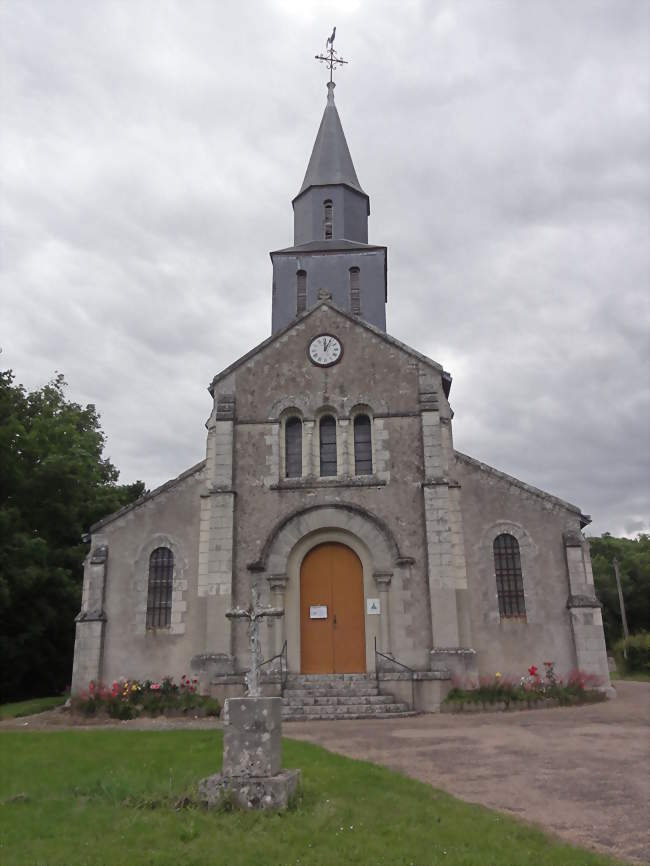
[71,69,611,716]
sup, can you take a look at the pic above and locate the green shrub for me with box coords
[203,697,221,717]
[614,632,650,673]
[107,701,137,720]
[70,677,220,719]
[443,664,605,710]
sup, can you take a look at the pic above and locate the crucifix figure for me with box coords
[315,26,348,83]
[226,582,283,697]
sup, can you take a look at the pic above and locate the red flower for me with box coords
[528,665,538,677]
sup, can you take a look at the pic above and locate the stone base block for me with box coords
[198,770,300,811]
[430,647,478,683]
[223,696,282,777]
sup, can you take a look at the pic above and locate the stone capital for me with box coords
[373,570,393,589]
[267,574,288,593]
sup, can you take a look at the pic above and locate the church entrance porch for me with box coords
[300,542,366,674]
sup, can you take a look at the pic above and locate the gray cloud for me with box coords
[1,0,648,536]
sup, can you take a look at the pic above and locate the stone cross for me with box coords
[226,583,283,697]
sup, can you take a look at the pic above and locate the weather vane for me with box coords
[315,27,348,84]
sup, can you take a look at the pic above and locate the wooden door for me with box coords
[300,543,366,674]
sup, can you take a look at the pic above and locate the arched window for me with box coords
[493,533,526,619]
[349,267,361,315]
[285,416,303,478]
[353,414,372,474]
[319,415,337,476]
[323,199,333,240]
[296,270,307,315]
[146,547,174,628]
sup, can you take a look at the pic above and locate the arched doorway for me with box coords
[300,542,366,674]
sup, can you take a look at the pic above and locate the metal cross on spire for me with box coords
[315,26,348,84]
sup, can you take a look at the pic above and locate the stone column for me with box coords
[303,420,315,477]
[419,369,476,680]
[71,543,108,694]
[266,574,288,659]
[195,393,236,672]
[564,530,613,693]
[373,571,392,655]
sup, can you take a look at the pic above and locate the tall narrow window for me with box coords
[324,199,333,240]
[319,415,337,476]
[296,270,307,314]
[349,267,361,315]
[354,415,372,474]
[285,416,303,478]
[146,547,174,628]
[493,534,526,619]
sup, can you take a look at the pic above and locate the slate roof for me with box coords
[270,239,386,257]
[295,82,366,200]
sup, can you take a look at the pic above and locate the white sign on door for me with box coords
[309,605,328,619]
[367,598,381,615]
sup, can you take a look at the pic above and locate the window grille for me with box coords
[296,270,307,314]
[493,533,526,619]
[319,415,337,476]
[324,200,333,240]
[285,416,303,478]
[349,267,361,315]
[354,414,372,474]
[146,547,174,628]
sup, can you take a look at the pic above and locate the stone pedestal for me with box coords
[199,696,300,810]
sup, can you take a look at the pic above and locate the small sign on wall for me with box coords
[309,605,328,619]
[367,598,381,615]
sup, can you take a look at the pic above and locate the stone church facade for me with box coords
[71,81,611,711]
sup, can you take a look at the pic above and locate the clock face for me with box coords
[308,334,342,367]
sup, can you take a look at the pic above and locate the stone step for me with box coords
[282,702,410,717]
[283,710,416,722]
[283,686,380,698]
[284,694,394,707]
[285,675,375,682]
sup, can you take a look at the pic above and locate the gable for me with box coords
[209,300,451,403]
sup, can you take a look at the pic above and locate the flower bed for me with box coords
[71,676,221,720]
[442,663,606,713]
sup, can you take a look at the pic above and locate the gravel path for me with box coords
[2,682,648,863]
[284,681,650,864]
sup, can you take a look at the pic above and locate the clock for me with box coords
[308,334,342,367]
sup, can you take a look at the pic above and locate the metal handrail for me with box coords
[374,637,415,710]
[259,640,288,694]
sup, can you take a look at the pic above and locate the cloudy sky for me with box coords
[1,0,648,536]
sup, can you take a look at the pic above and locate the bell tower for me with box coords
[270,36,387,334]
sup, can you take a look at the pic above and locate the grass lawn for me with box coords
[0,696,66,720]
[0,730,624,866]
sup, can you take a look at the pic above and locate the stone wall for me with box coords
[77,464,205,689]
[224,304,445,671]
[456,452,609,685]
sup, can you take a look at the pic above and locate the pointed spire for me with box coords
[296,82,366,198]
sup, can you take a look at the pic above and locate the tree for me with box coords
[589,533,650,648]
[0,370,145,702]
